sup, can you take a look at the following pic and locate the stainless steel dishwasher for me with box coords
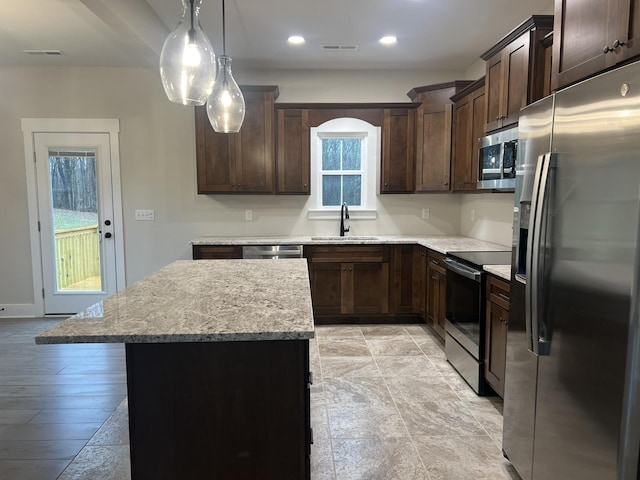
[241,245,304,259]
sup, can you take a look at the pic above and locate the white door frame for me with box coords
[22,118,126,316]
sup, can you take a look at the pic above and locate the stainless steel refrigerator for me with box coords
[503,60,640,480]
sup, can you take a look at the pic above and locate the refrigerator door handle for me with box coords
[526,152,555,356]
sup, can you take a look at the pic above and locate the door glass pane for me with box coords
[343,175,362,206]
[322,175,341,206]
[49,150,102,292]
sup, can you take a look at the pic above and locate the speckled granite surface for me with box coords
[191,235,509,254]
[36,259,314,344]
[484,265,511,281]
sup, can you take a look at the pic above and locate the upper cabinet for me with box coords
[552,0,640,91]
[276,108,310,195]
[481,16,553,133]
[196,86,278,194]
[408,81,473,192]
[381,107,416,193]
[450,77,486,192]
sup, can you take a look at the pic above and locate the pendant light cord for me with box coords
[188,0,196,42]
[221,0,226,55]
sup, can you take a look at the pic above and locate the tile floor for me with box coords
[0,319,520,479]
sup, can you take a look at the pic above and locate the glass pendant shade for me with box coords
[206,55,245,133]
[159,0,215,106]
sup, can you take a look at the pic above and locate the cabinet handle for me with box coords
[422,253,426,257]
[384,182,389,186]
[444,182,449,186]
[304,184,307,188]
[603,45,613,54]
[498,292,510,302]
[342,267,346,271]
[431,275,438,280]
[613,39,627,49]
[496,116,501,121]
[431,259,439,265]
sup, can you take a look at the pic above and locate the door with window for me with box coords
[34,132,119,314]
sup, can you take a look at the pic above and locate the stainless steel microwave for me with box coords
[477,127,518,190]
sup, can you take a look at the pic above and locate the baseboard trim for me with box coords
[0,304,39,318]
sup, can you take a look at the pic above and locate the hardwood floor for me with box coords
[0,318,126,480]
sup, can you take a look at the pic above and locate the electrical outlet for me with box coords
[135,209,155,221]
[245,209,253,221]
[421,208,430,220]
[470,209,476,222]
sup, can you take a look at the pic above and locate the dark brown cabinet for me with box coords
[481,16,553,132]
[409,82,473,192]
[484,275,510,398]
[426,250,447,339]
[389,245,418,314]
[381,108,416,193]
[552,0,640,91]
[450,78,486,192]
[276,108,310,194]
[306,245,389,320]
[196,86,278,194]
[192,245,243,259]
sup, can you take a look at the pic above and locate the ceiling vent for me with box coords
[23,50,65,56]
[321,45,359,51]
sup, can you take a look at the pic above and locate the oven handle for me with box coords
[444,258,483,282]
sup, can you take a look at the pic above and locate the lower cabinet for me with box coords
[306,246,389,320]
[484,275,510,398]
[192,245,243,259]
[426,250,447,339]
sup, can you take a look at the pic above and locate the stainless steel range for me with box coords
[444,250,511,395]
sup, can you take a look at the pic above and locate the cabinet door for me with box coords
[381,108,415,193]
[615,0,640,63]
[276,109,310,194]
[484,51,503,133]
[415,104,453,191]
[426,252,446,338]
[196,87,276,194]
[309,263,343,316]
[413,246,427,319]
[470,88,486,184]
[350,262,389,315]
[436,271,447,339]
[551,0,617,91]
[451,94,472,191]
[502,32,531,128]
[196,106,237,192]
[485,301,508,397]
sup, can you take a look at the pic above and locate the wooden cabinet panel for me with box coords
[414,246,427,319]
[410,82,472,192]
[381,108,416,193]
[481,16,553,132]
[196,86,278,194]
[426,250,447,339]
[451,78,485,192]
[192,245,243,259]
[552,0,640,90]
[390,245,417,314]
[351,262,389,315]
[309,262,343,316]
[276,108,310,194]
[484,275,510,398]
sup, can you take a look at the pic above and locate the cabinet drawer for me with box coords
[306,245,388,263]
[427,250,446,274]
[486,275,510,310]
[193,245,243,259]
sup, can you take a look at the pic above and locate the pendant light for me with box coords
[206,0,245,133]
[159,0,215,106]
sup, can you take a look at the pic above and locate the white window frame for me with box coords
[308,118,379,220]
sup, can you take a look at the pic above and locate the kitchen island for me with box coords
[36,259,315,480]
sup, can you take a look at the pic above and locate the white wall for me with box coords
[459,193,514,247]
[5,65,513,315]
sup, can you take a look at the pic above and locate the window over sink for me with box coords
[309,117,379,220]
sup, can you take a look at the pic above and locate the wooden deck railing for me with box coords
[54,225,100,290]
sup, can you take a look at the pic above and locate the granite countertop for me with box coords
[36,259,315,345]
[484,265,511,281]
[191,235,509,255]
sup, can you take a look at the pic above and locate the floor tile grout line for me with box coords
[314,331,338,480]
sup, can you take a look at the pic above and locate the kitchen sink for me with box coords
[310,236,379,241]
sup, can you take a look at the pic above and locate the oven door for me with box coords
[444,258,484,359]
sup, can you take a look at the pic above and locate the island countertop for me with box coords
[36,259,315,344]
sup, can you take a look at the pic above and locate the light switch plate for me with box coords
[421,208,430,220]
[135,209,155,221]
[245,209,253,221]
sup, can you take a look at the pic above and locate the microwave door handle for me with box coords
[526,152,555,356]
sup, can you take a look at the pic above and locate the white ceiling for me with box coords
[0,0,553,71]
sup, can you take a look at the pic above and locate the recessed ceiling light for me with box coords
[288,36,305,45]
[379,36,397,45]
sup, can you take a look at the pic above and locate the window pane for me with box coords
[343,175,362,206]
[321,139,341,170]
[342,139,361,170]
[322,175,341,206]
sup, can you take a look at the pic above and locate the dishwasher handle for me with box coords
[242,245,304,259]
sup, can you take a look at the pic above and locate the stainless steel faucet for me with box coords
[340,202,350,236]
